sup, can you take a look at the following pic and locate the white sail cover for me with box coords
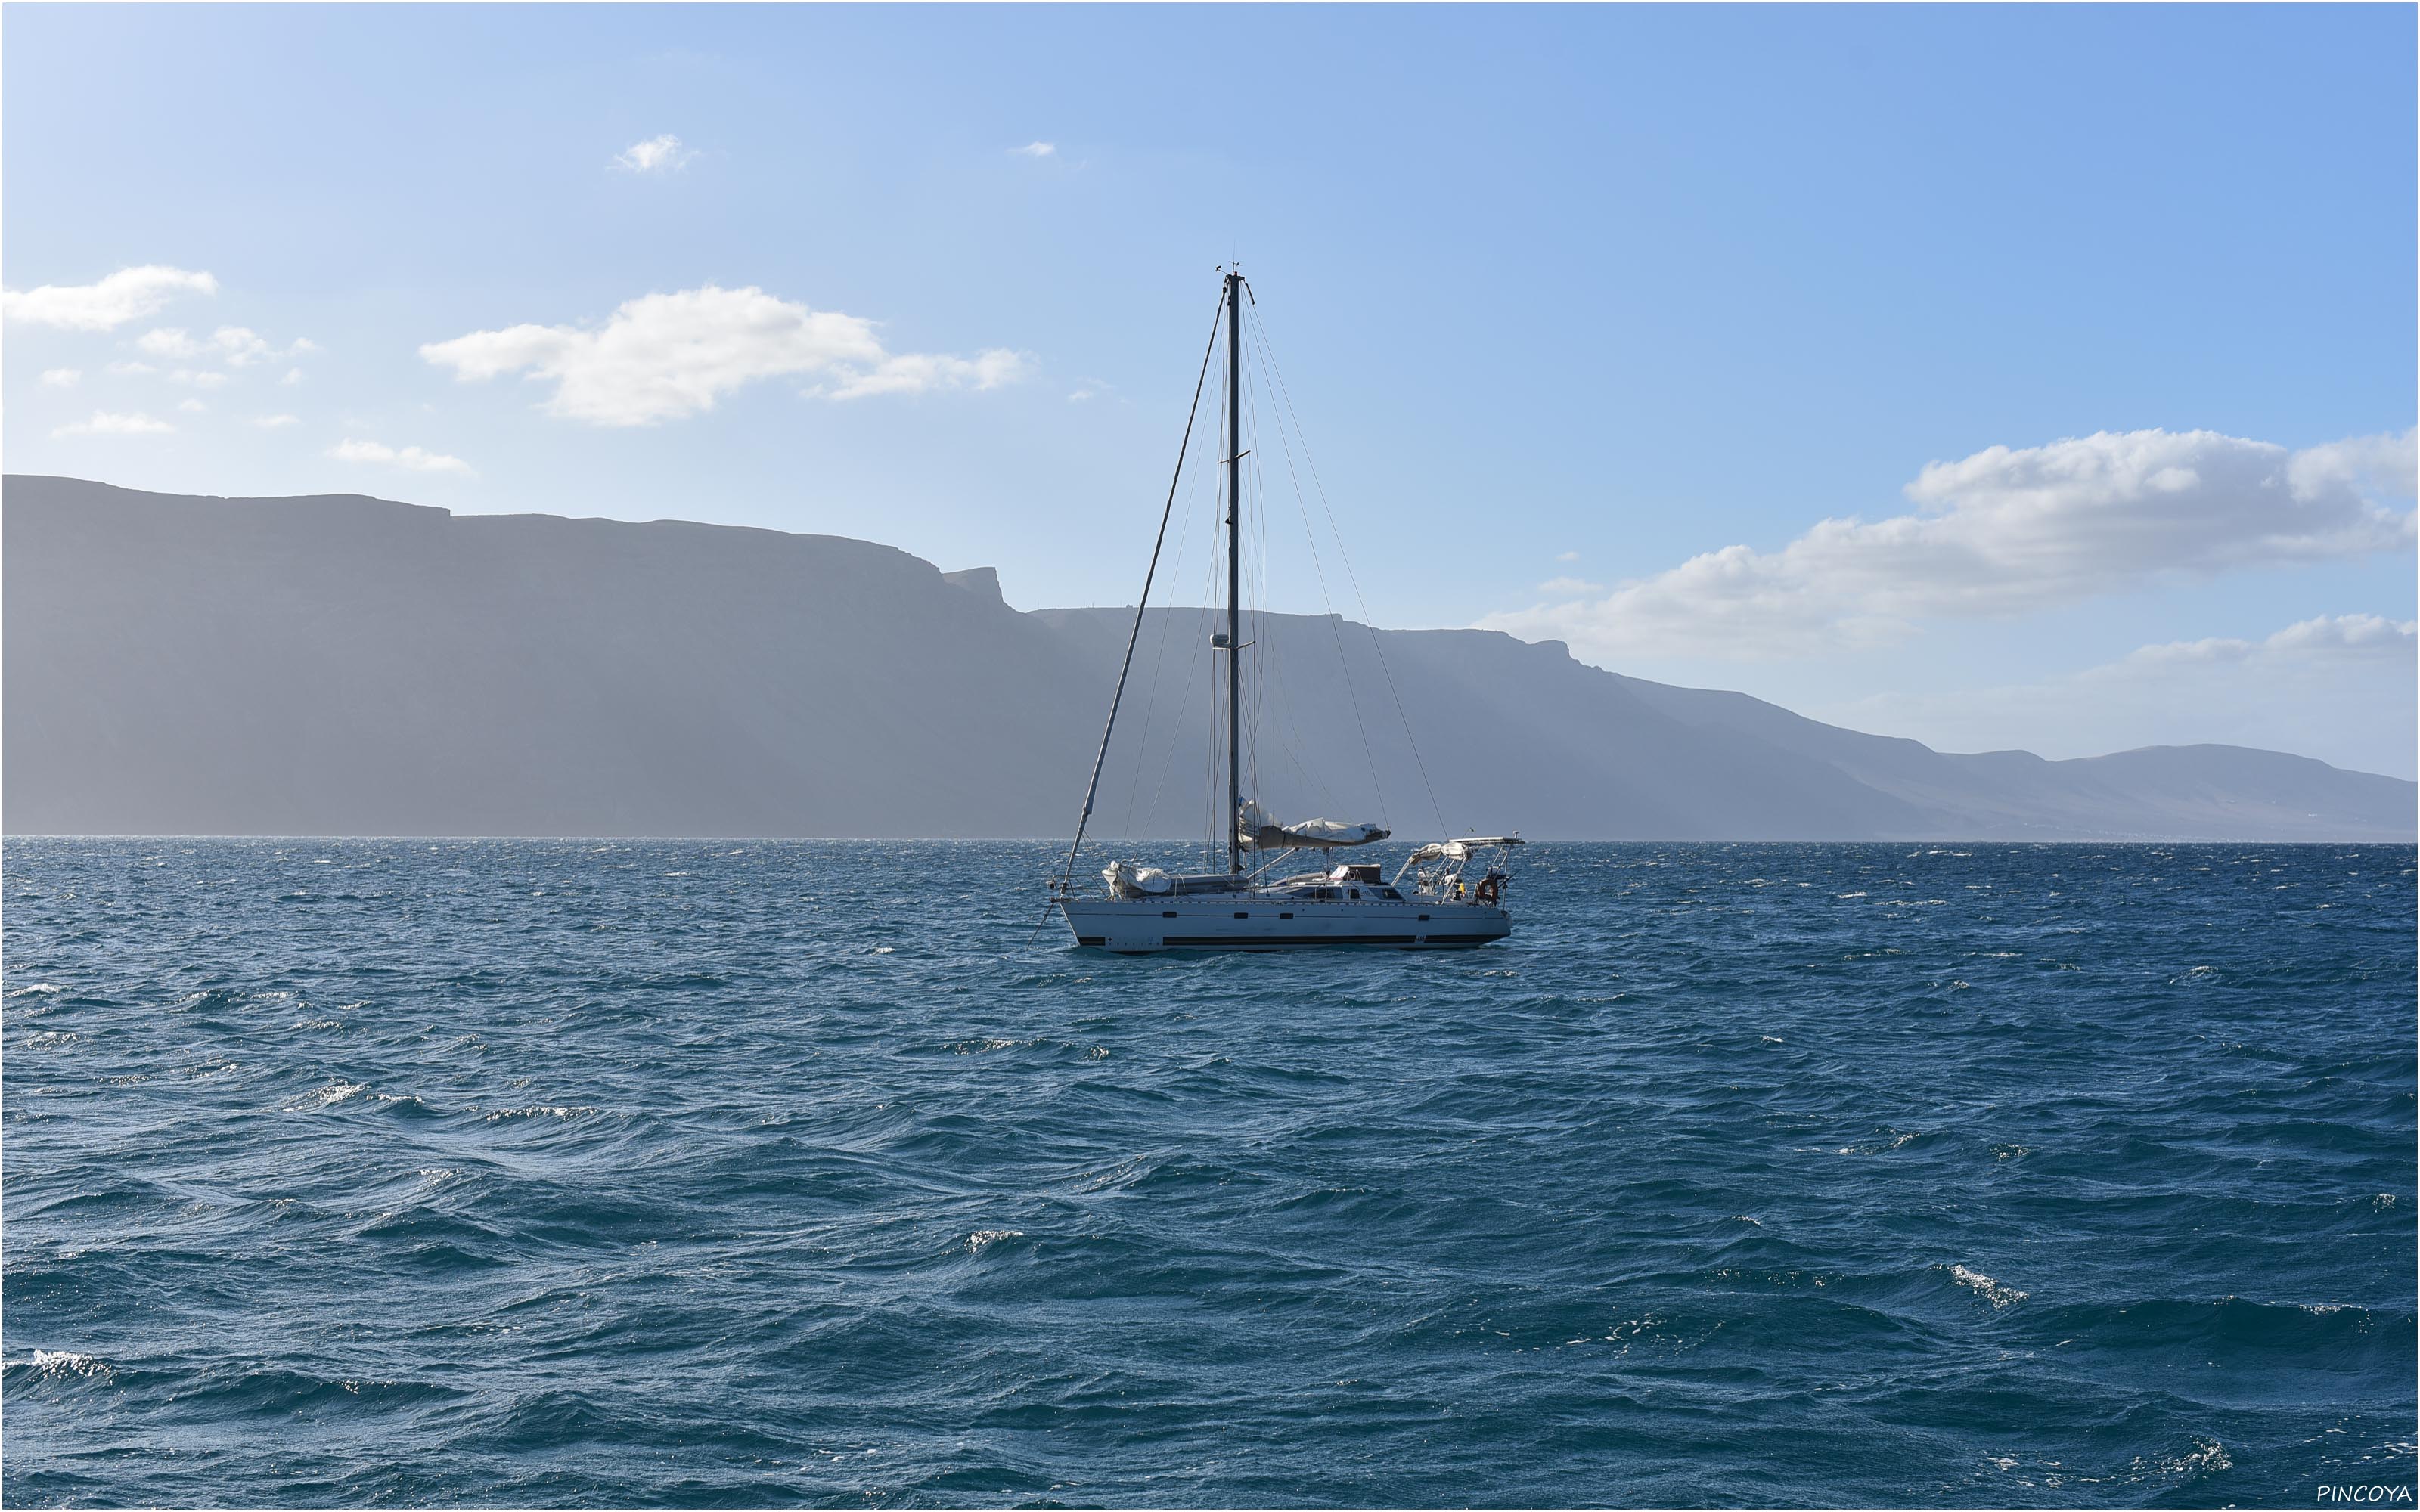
[1407,837,1525,863]
[1237,801,1388,851]
[1101,860,1173,897]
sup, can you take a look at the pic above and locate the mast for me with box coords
[1224,269,1243,876]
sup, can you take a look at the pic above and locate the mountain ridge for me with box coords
[5,475,2410,841]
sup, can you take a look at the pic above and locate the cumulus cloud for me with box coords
[107,361,159,376]
[2,265,217,330]
[1014,141,1056,157]
[826,347,1032,401]
[52,410,174,438]
[1818,613,2418,778]
[138,327,203,358]
[2091,613,2415,674]
[252,413,301,429]
[169,369,231,389]
[213,326,274,366]
[1537,575,1605,596]
[1556,550,1581,563]
[177,398,208,413]
[281,367,306,386]
[40,368,80,388]
[328,438,472,474]
[614,134,697,173]
[1482,428,2418,661]
[420,283,1031,425]
[140,324,301,367]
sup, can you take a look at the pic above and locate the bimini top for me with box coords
[1407,837,1525,862]
[1238,801,1388,851]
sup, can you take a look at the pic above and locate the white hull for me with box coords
[1063,895,1511,953]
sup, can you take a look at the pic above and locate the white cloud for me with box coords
[52,410,174,438]
[213,326,274,366]
[252,413,301,429]
[827,347,1032,401]
[1482,428,2418,662]
[1014,141,1056,158]
[107,361,159,376]
[328,438,472,475]
[138,327,203,358]
[177,398,208,413]
[1536,575,1605,596]
[1819,614,2418,778]
[1556,550,1581,563]
[169,368,231,389]
[141,324,299,367]
[614,134,697,173]
[281,367,305,386]
[2,265,217,330]
[422,283,1031,425]
[40,368,80,388]
[2092,613,2415,674]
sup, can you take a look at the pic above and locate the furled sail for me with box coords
[1404,837,1525,863]
[1237,801,1388,851]
[1101,860,1174,898]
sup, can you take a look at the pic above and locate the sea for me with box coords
[4,839,2414,1508]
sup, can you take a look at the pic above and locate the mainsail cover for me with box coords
[1238,801,1388,851]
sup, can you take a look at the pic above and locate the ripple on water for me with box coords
[2,838,2412,1506]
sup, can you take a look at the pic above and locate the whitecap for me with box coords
[966,1228,1024,1253]
[24,1349,112,1382]
[1950,1263,2029,1307]
[282,1080,370,1112]
[2158,1438,2232,1477]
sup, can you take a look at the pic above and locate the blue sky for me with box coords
[7,4,2414,774]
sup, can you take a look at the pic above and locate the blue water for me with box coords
[4,840,2413,1507]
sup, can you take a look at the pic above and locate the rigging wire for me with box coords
[1246,296,1450,840]
[1242,292,1391,830]
[1238,317,1343,820]
[1118,364,1216,840]
[1052,292,1227,898]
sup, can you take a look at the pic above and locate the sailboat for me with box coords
[1053,268,1525,953]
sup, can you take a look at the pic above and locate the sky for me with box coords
[6,4,2414,777]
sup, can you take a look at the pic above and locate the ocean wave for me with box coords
[1947,1263,2030,1307]
[5,836,2410,1507]
[11,1350,114,1383]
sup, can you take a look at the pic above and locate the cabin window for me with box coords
[1348,888,1360,900]
[1234,912,1249,919]
[1279,912,1295,920]
[1162,911,1178,919]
